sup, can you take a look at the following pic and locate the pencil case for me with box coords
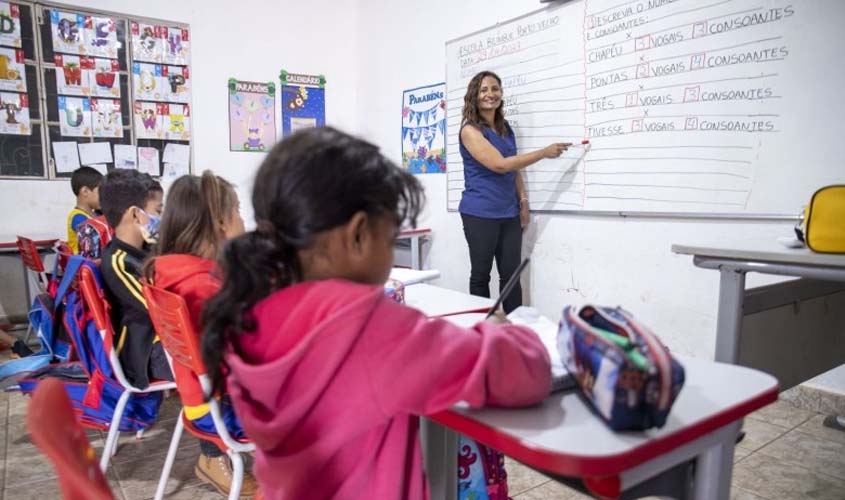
[558,305,685,431]
[797,185,845,254]
[384,279,405,304]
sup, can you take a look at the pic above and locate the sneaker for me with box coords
[195,454,259,498]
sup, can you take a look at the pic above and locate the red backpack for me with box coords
[76,215,113,261]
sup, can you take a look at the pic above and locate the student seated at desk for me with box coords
[98,169,170,388]
[201,127,552,500]
[67,166,103,254]
[145,171,258,497]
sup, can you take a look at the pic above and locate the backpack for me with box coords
[19,256,163,432]
[0,255,74,389]
[458,435,509,500]
[76,215,113,260]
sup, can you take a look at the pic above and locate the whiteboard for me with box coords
[445,0,845,217]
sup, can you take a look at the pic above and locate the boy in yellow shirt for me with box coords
[67,166,103,253]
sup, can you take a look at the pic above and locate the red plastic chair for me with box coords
[16,236,49,293]
[26,378,115,500]
[78,265,177,473]
[143,283,254,500]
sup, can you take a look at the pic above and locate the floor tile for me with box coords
[505,457,552,495]
[4,449,57,488]
[746,399,815,429]
[793,413,845,445]
[733,446,752,464]
[733,453,845,500]
[2,476,61,500]
[154,483,222,500]
[114,445,202,500]
[730,486,768,500]
[739,418,790,451]
[108,419,196,466]
[513,480,589,500]
[757,428,845,481]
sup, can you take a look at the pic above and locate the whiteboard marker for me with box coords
[568,140,590,148]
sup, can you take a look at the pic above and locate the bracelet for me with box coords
[520,197,528,203]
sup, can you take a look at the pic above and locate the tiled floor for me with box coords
[4,390,845,499]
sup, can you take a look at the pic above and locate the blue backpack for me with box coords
[19,256,163,432]
[0,256,74,389]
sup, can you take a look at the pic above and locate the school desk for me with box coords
[673,237,845,388]
[0,234,59,325]
[389,267,441,286]
[403,283,493,317]
[396,228,431,270]
[416,299,777,500]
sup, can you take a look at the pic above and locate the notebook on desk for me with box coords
[443,308,577,394]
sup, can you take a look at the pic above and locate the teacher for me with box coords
[459,70,569,312]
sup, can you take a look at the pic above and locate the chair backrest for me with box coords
[142,283,208,378]
[144,282,253,452]
[78,264,113,349]
[26,378,115,500]
[16,235,45,273]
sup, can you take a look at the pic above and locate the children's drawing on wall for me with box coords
[279,70,325,138]
[85,16,117,58]
[164,65,190,103]
[0,47,25,92]
[131,21,161,63]
[51,11,86,55]
[402,82,446,174]
[162,27,190,65]
[57,95,91,137]
[163,102,190,141]
[133,100,163,139]
[55,54,92,96]
[0,2,22,48]
[91,58,120,98]
[228,78,276,152]
[0,91,28,134]
[91,98,122,138]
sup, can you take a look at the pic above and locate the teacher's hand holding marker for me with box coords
[540,141,573,159]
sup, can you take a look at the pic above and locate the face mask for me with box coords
[138,208,161,244]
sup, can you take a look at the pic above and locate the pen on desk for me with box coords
[485,257,530,319]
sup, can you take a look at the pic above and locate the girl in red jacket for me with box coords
[201,127,552,500]
[146,171,257,497]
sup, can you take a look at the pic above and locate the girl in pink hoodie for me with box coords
[201,127,552,500]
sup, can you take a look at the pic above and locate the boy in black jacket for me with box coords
[99,169,169,388]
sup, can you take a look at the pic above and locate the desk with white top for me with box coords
[389,267,441,286]
[0,234,60,325]
[413,286,778,500]
[672,238,845,388]
[396,228,431,270]
[404,283,493,317]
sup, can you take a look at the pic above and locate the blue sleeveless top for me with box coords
[458,123,518,219]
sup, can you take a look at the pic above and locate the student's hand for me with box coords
[541,142,571,159]
[485,308,511,325]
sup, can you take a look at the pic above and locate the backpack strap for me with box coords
[54,255,85,305]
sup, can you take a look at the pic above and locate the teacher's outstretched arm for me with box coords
[460,124,570,174]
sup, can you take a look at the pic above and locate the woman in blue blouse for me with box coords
[459,71,569,312]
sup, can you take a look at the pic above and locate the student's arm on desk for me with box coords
[362,300,552,416]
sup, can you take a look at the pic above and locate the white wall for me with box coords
[1,0,361,235]
[355,0,796,359]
